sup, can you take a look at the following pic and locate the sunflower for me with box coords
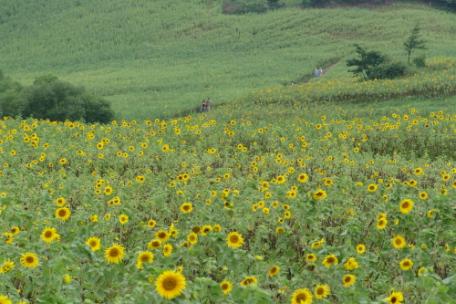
[306,253,317,263]
[0,260,15,274]
[419,191,428,200]
[342,274,356,287]
[55,207,71,221]
[399,199,414,214]
[391,235,406,249]
[367,183,378,192]
[297,173,309,183]
[322,254,338,268]
[104,244,125,264]
[187,232,198,245]
[226,231,244,249]
[40,227,60,244]
[220,280,233,295]
[147,219,157,229]
[20,252,39,269]
[10,226,20,235]
[85,236,101,251]
[343,257,359,271]
[136,251,154,269]
[376,218,388,230]
[385,291,404,304]
[268,265,280,277]
[147,239,161,249]
[314,284,330,299]
[179,202,193,214]
[54,197,66,207]
[0,294,12,304]
[163,243,173,257]
[290,288,313,304]
[118,214,129,225]
[312,189,327,201]
[399,258,413,271]
[240,276,257,287]
[155,230,170,242]
[155,270,186,300]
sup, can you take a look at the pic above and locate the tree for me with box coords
[346,44,386,80]
[404,25,426,64]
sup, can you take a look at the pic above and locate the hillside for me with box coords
[1,1,456,118]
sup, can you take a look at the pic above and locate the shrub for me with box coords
[222,0,268,14]
[0,70,25,117]
[367,61,408,80]
[21,75,114,123]
[413,55,426,68]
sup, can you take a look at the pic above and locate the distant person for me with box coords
[200,98,212,112]
[313,68,320,77]
[319,67,324,76]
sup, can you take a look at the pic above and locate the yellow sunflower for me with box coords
[20,252,39,269]
[40,227,60,244]
[291,288,313,304]
[342,274,356,287]
[399,199,414,214]
[268,265,280,277]
[314,284,330,299]
[55,207,71,221]
[385,291,404,304]
[312,189,327,201]
[399,258,413,271]
[220,280,233,295]
[85,236,101,251]
[136,251,154,270]
[104,244,125,264]
[391,235,406,249]
[155,270,186,300]
[179,202,193,214]
[226,231,244,249]
[322,254,338,268]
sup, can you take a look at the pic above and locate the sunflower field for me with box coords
[0,105,455,304]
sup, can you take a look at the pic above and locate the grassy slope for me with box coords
[1,0,456,118]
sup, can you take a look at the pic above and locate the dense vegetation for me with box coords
[1,1,456,118]
[0,72,114,123]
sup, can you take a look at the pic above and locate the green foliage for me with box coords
[367,61,408,80]
[347,44,386,80]
[0,70,24,117]
[404,25,426,64]
[414,55,426,68]
[21,75,114,123]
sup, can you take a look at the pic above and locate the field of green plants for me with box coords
[1,0,456,118]
[0,102,455,303]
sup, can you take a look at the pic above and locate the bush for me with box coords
[0,70,25,117]
[21,75,114,123]
[222,0,268,14]
[414,55,426,68]
[367,61,408,80]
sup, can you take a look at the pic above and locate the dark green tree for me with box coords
[346,44,386,80]
[404,25,426,64]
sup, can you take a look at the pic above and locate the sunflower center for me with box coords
[230,235,239,243]
[109,248,120,257]
[221,283,229,290]
[391,296,397,303]
[44,231,53,238]
[162,277,177,291]
[317,288,324,295]
[26,256,34,263]
[296,293,307,302]
[59,210,67,216]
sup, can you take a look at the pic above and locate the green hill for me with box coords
[1,0,456,118]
